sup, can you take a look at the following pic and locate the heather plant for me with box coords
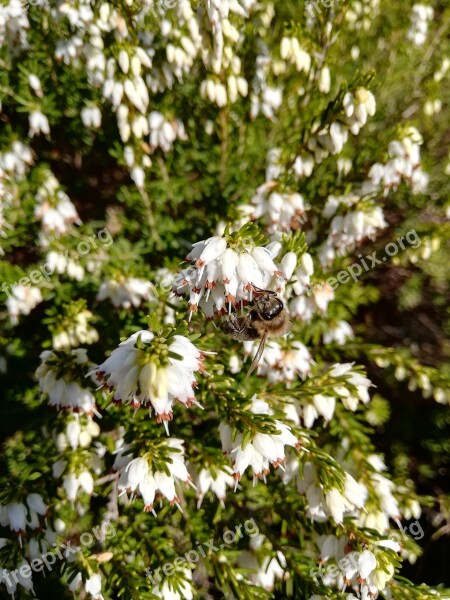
[0,1,449,599]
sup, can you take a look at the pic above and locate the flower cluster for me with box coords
[366,127,429,196]
[54,416,100,452]
[151,568,193,600]
[52,309,99,350]
[96,330,206,429]
[328,363,373,411]
[173,227,285,317]
[246,339,313,382]
[313,539,398,599]
[284,460,367,524]
[220,397,300,483]
[323,320,354,346]
[116,439,191,513]
[46,251,85,282]
[248,183,307,234]
[305,88,376,169]
[318,195,388,267]
[34,172,80,243]
[344,0,380,31]
[96,277,155,308]
[5,285,43,326]
[148,112,187,152]
[190,464,234,508]
[36,348,99,416]
[69,572,104,600]
[0,494,47,539]
[407,4,434,46]
[237,538,287,591]
[51,413,102,504]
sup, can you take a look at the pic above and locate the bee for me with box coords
[221,287,292,378]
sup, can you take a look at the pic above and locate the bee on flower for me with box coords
[173,224,285,318]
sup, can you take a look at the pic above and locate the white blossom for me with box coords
[97,278,155,308]
[96,330,206,428]
[323,321,354,345]
[36,349,99,416]
[221,397,299,483]
[81,105,102,128]
[5,285,43,325]
[191,465,234,508]
[148,111,187,152]
[173,231,284,317]
[407,4,433,46]
[28,110,50,137]
[253,340,313,382]
[117,440,191,513]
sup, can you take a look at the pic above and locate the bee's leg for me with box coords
[221,313,259,340]
[221,313,244,336]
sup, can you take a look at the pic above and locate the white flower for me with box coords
[254,340,313,382]
[96,330,206,429]
[79,470,94,495]
[148,111,187,152]
[312,394,336,423]
[85,573,104,599]
[63,473,79,501]
[192,465,235,508]
[130,166,145,188]
[15,560,34,592]
[26,494,47,516]
[97,278,155,308]
[174,229,284,317]
[318,66,331,93]
[36,349,99,416]
[28,110,50,137]
[313,283,335,313]
[256,552,287,590]
[124,457,149,492]
[358,550,377,579]
[28,74,43,96]
[118,440,190,513]
[221,397,299,483]
[280,252,297,281]
[7,503,27,534]
[323,321,354,345]
[407,4,433,46]
[5,285,43,325]
[81,105,102,128]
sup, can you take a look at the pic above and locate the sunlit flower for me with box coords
[96,330,206,429]
[117,440,191,513]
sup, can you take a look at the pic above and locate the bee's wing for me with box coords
[245,332,267,379]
